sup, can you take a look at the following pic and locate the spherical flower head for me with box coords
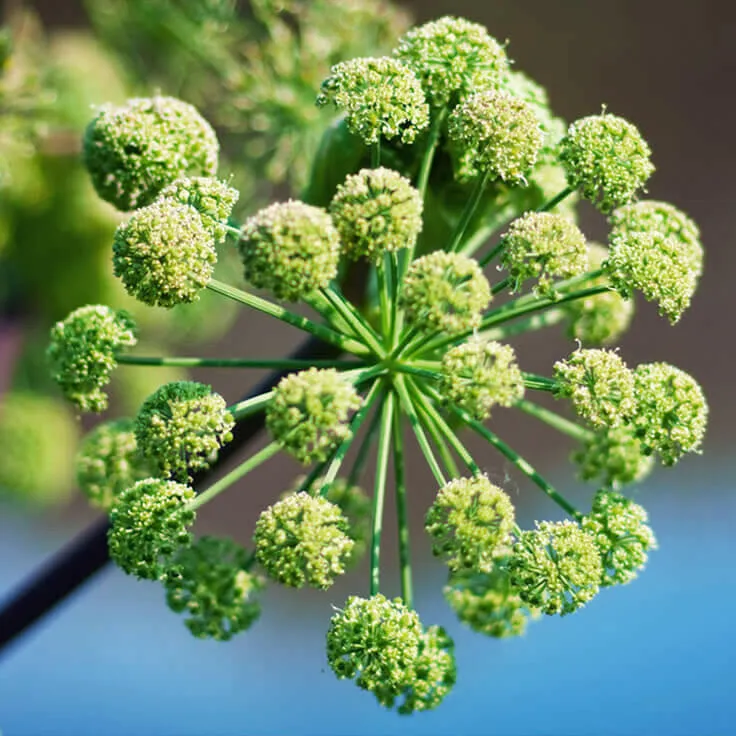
[266,368,362,464]
[400,251,491,335]
[158,176,239,244]
[582,490,657,587]
[500,212,588,295]
[164,536,264,641]
[47,305,137,413]
[135,381,234,481]
[255,492,354,589]
[632,363,708,465]
[444,564,539,638]
[83,95,219,211]
[397,625,456,715]
[554,348,637,429]
[394,16,508,107]
[439,339,525,421]
[107,478,196,580]
[76,418,151,511]
[559,112,654,213]
[605,201,703,323]
[509,520,602,616]
[448,89,543,183]
[564,242,635,345]
[326,593,423,707]
[113,199,216,308]
[426,476,515,573]
[0,393,78,506]
[239,200,340,301]
[316,56,429,145]
[329,167,423,262]
[573,426,655,489]
[289,477,372,569]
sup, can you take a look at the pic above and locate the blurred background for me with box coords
[0,1,734,734]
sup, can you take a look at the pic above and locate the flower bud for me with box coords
[317,57,429,144]
[582,490,657,587]
[165,536,263,640]
[254,492,354,589]
[400,251,491,335]
[510,520,602,615]
[329,167,422,261]
[83,96,218,211]
[605,200,703,323]
[425,475,515,573]
[239,200,340,301]
[448,90,543,183]
[47,305,137,413]
[395,16,508,106]
[108,478,196,580]
[113,200,216,308]
[439,339,524,421]
[632,363,707,465]
[266,368,362,464]
[500,211,588,295]
[135,381,234,481]
[158,176,239,243]
[559,112,654,213]
[554,348,637,429]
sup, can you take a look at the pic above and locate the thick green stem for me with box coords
[207,279,369,356]
[229,391,274,421]
[539,186,574,212]
[369,391,394,596]
[478,240,505,268]
[448,170,491,253]
[491,277,512,296]
[522,372,559,392]
[321,286,384,357]
[411,393,461,478]
[118,355,362,370]
[188,441,281,511]
[393,375,446,486]
[480,309,565,341]
[515,398,594,442]
[408,381,480,476]
[416,108,447,201]
[347,390,385,488]
[391,397,413,608]
[318,381,383,495]
[372,140,381,168]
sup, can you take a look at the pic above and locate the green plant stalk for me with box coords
[321,286,385,356]
[539,185,574,212]
[347,395,384,488]
[188,441,282,511]
[480,309,565,341]
[448,170,491,253]
[515,398,594,442]
[408,380,481,476]
[369,390,394,596]
[229,391,274,420]
[318,380,384,496]
[117,355,363,370]
[412,393,461,478]
[391,395,413,608]
[522,373,559,392]
[207,278,370,356]
[393,375,446,486]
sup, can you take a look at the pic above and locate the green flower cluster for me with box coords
[49,10,708,715]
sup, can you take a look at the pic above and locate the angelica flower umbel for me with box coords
[439,339,525,421]
[317,56,429,144]
[425,476,515,573]
[254,492,354,589]
[108,478,196,580]
[395,16,508,106]
[47,305,137,413]
[135,381,234,481]
[266,368,362,464]
[165,536,264,641]
[83,95,219,211]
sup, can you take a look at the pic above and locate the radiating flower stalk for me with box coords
[48,15,707,714]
